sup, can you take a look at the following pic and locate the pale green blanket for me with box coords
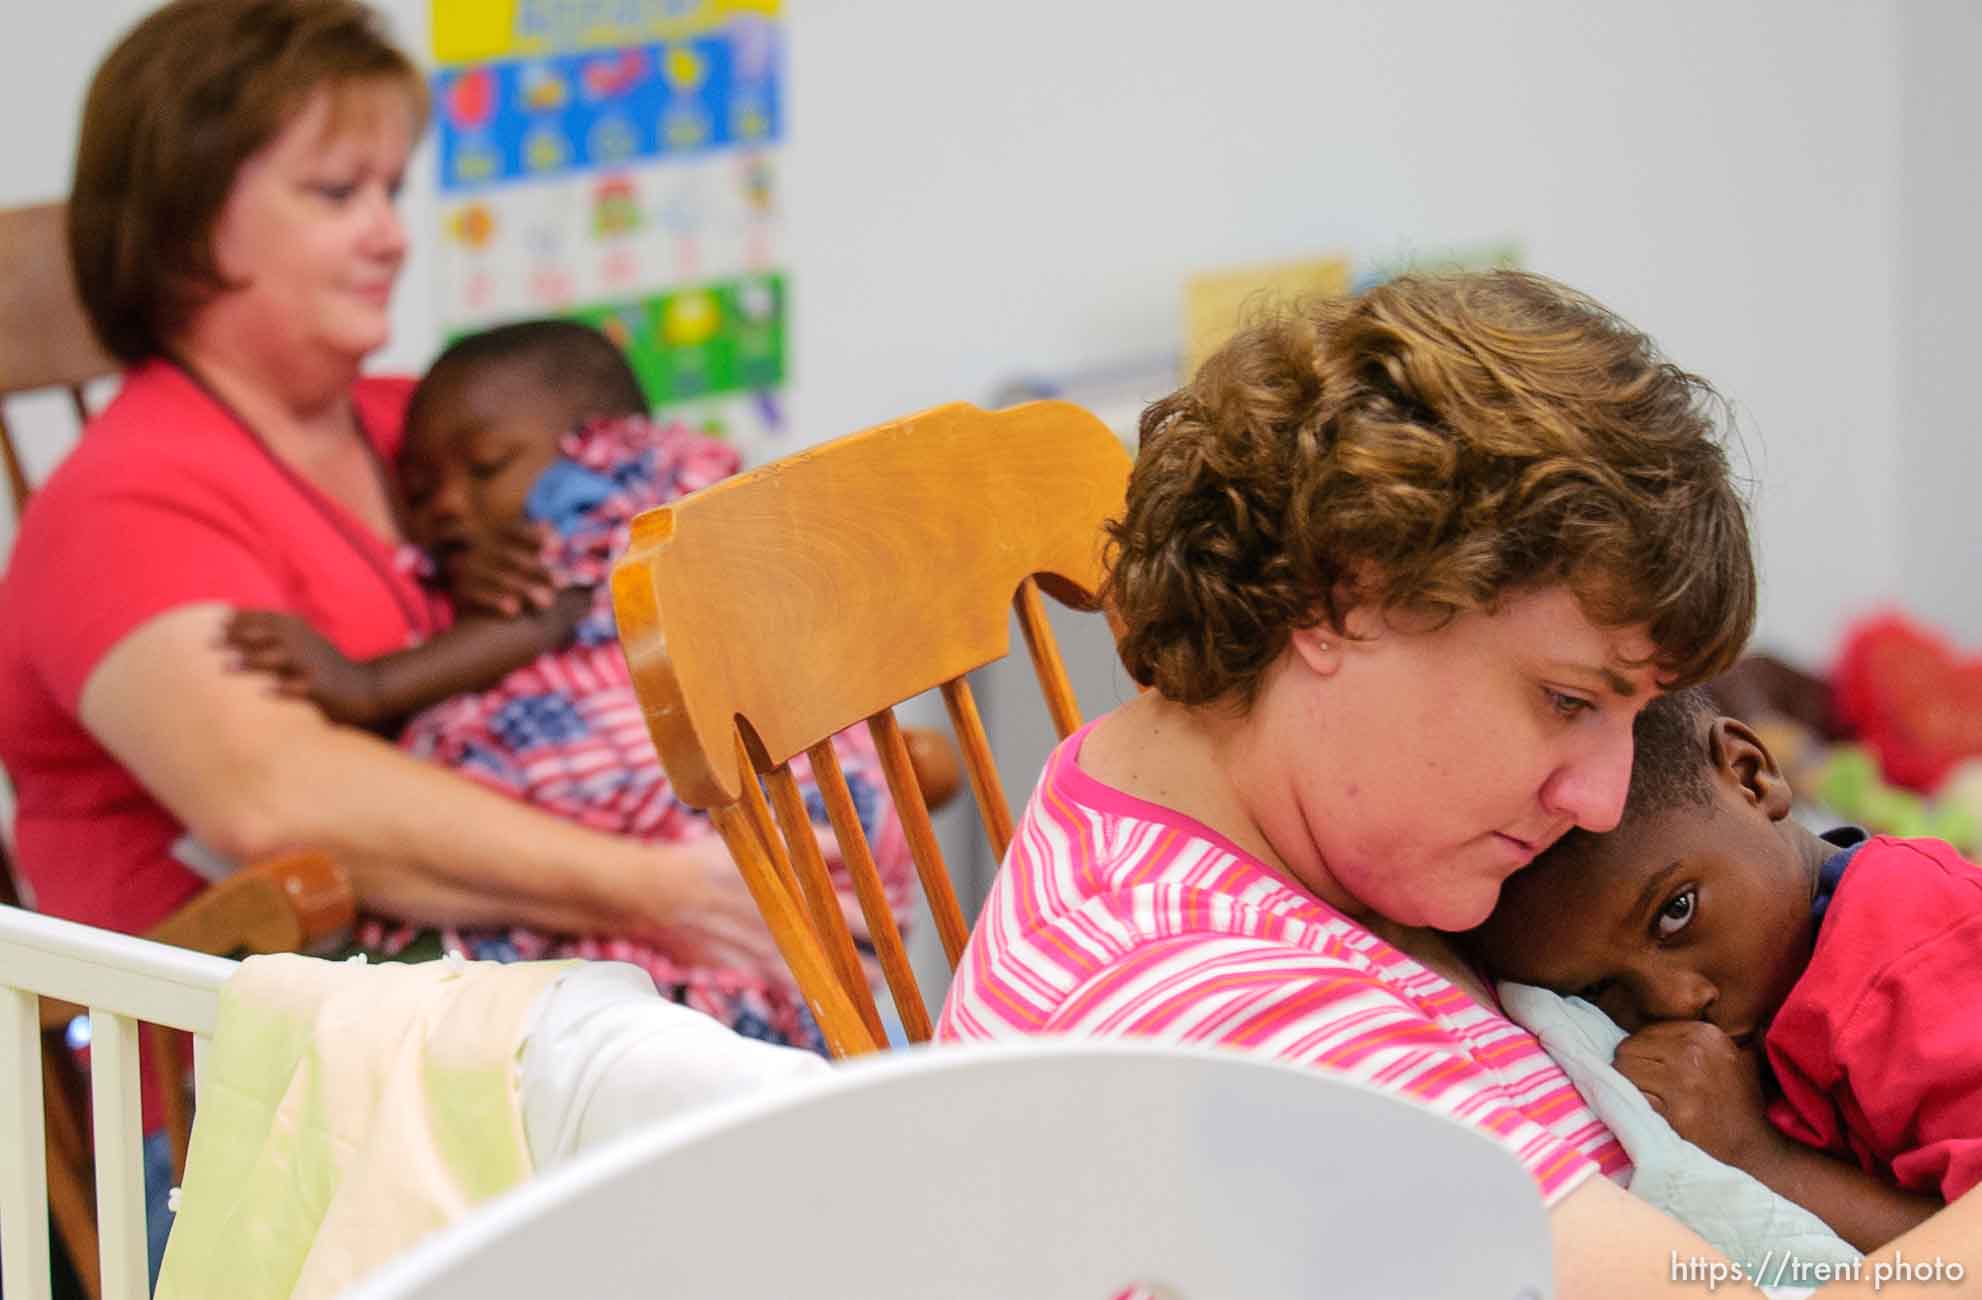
[156,953,573,1300]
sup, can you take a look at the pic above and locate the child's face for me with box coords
[1472,719,1823,1045]
[400,364,567,577]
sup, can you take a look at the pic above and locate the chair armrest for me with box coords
[900,726,963,812]
[149,849,355,956]
[35,851,355,1031]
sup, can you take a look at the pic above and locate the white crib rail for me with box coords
[0,904,234,1300]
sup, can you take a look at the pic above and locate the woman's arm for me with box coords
[1552,1174,1981,1298]
[81,603,775,962]
[1745,1135,1942,1253]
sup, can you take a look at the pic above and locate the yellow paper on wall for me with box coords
[1182,254,1351,379]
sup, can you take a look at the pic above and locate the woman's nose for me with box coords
[365,186,408,262]
[1539,726,1635,833]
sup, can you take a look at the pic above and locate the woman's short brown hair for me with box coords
[1106,270,1756,707]
[69,0,428,364]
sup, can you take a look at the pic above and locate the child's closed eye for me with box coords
[468,449,520,480]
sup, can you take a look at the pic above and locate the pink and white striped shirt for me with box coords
[937,720,1630,1205]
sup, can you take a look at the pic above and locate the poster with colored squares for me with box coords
[430,0,787,461]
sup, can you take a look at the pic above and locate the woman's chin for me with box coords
[1420,888,1501,934]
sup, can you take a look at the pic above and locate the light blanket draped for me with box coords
[155,953,573,1300]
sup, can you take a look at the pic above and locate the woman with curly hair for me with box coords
[936,271,1982,1292]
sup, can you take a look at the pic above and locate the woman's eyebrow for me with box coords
[1543,660,1641,698]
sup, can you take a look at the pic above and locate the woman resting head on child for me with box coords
[1471,686,1982,1252]
[936,269,1982,1296]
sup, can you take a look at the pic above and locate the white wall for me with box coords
[1896,0,1982,645]
[780,0,1910,660]
[1,0,1932,658]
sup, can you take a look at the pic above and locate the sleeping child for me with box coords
[1468,685,1982,1251]
[222,319,909,1049]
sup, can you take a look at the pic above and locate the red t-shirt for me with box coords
[0,360,439,934]
[1765,834,1982,1201]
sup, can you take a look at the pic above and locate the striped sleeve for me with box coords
[1041,933,1602,1205]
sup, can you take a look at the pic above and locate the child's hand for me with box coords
[1613,1020,1777,1171]
[222,610,383,728]
[445,521,557,618]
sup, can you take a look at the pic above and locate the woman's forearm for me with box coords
[80,604,681,935]
[1747,1132,1941,1252]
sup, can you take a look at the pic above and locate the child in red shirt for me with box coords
[1469,687,1982,1252]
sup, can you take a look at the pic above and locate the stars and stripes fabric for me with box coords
[358,416,909,1050]
[937,720,1630,1204]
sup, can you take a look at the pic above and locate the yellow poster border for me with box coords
[432,0,780,67]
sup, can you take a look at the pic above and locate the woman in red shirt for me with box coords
[0,0,772,977]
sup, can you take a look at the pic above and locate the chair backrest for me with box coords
[612,400,1134,1057]
[344,1040,1555,1300]
[0,201,119,512]
[0,907,236,1300]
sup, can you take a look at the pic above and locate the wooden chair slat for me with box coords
[145,1025,191,1182]
[0,202,120,515]
[42,1046,99,1300]
[1015,577,1083,740]
[866,709,969,968]
[733,735,803,907]
[708,805,877,1057]
[762,764,888,1047]
[941,676,1015,862]
[612,400,1133,1059]
[804,740,931,1043]
[0,409,31,515]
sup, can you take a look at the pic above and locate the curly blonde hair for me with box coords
[1107,271,1755,707]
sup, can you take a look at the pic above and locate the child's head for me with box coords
[400,319,648,558]
[1469,686,1827,1044]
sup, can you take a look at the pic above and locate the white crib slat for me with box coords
[0,986,54,1300]
[194,1031,212,1110]
[90,1008,149,1300]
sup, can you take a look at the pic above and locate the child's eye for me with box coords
[1654,889,1697,939]
[468,450,518,480]
[312,181,358,203]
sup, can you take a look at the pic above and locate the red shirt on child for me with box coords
[1765,834,1982,1201]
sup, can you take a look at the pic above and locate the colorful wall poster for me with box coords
[431,0,788,461]
[1181,240,1524,380]
[1350,239,1523,293]
[1182,254,1352,380]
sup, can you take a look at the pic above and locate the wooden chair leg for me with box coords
[148,1023,193,1182]
[43,1040,102,1300]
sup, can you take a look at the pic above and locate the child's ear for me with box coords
[1706,717,1793,822]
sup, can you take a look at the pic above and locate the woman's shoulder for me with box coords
[352,372,417,458]
[22,363,232,514]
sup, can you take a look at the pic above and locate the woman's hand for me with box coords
[444,520,557,618]
[641,829,868,975]
[222,609,386,729]
[1612,1020,1779,1173]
